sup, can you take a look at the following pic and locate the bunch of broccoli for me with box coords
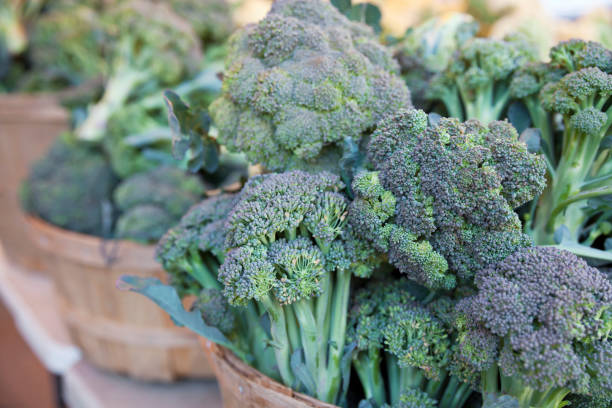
[509,40,612,261]
[118,2,612,408]
[209,0,411,172]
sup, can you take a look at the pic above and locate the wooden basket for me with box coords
[0,94,69,271]
[201,339,339,408]
[26,216,213,382]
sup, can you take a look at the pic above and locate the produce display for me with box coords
[3,0,611,407]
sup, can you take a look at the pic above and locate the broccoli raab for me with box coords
[510,40,612,260]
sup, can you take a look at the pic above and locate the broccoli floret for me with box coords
[426,34,537,123]
[209,0,411,172]
[21,137,116,236]
[114,204,175,244]
[395,13,478,109]
[76,0,201,142]
[455,247,612,408]
[113,166,205,243]
[219,170,381,404]
[350,109,546,289]
[525,41,612,257]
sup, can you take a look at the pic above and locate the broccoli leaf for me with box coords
[117,275,245,359]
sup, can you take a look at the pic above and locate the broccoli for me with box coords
[209,0,411,172]
[512,40,612,259]
[166,0,234,45]
[20,136,116,236]
[218,170,380,404]
[350,109,546,289]
[24,2,106,91]
[455,246,612,408]
[76,0,201,142]
[113,166,206,243]
[426,34,537,123]
[348,280,473,408]
[395,13,479,109]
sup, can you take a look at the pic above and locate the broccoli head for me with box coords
[455,246,612,408]
[350,109,546,289]
[219,170,382,403]
[426,34,537,123]
[209,0,411,172]
[113,166,205,243]
[192,287,236,335]
[549,39,612,74]
[21,137,116,236]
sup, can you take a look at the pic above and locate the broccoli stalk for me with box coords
[76,0,201,142]
[455,247,612,408]
[219,171,380,404]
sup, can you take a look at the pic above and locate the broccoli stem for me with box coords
[524,97,554,163]
[387,353,401,405]
[353,349,386,406]
[292,299,319,380]
[179,250,220,290]
[261,295,295,387]
[499,374,570,408]
[437,376,472,408]
[532,114,611,248]
[322,268,351,404]
[461,81,509,123]
[437,86,465,121]
[77,67,147,142]
[286,306,301,354]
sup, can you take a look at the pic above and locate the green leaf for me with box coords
[331,0,351,13]
[117,276,246,358]
[347,3,382,33]
[507,101,531,134]
[164,90,219,173]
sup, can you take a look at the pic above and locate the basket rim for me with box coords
[25,215,160,270]
[201,339,340,408]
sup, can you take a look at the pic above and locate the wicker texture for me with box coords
[26,216,213,382]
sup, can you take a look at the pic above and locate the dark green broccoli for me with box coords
[350,109,546,289]
[219,170,381,404]
[349,280,473,408]
[76,0,201,142]
[192,287,236,335]
[395,14,479,109]
[426,34,536,123]
[113,166,205,243]
[455,247,612,408]
[21,136,116,236]
[23,3,106,90]
[167,0,234,45]
[513,40,612,260]
[209,0,411,172]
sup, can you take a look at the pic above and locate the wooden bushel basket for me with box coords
[201,339,339,408]
[26,216,213,382]
[0,94,69,271]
